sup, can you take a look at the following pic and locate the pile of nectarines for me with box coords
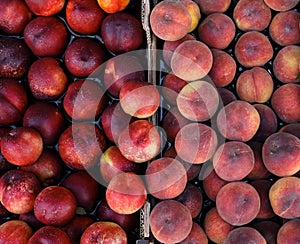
[0,0,299,243]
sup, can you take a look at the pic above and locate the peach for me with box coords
[270,11,300,46]
[161,73,188,105]
[171,40,213,81]
[28,226,71,244]
[66,0,105,34]
[24,16,68,57]
[216,181,260,226]
[149,200,193,243]
[204,207,234,244]
[117,120,161,163]
[252,220,280,244]
[163,146,202,181]
[234,31,273,68]
[247,141,270,180]
[236,67,274,103]
[25,0,65,16]
[1,127,43,166]
[277,219,300,244]
[253,104,278,142]
[64,38,107,77]
[180,0,201,32]
[63,79,106,121]
[28,57,68,101]
[176,80,219,121]
[251,180,275,219]
[262,132,300,176]
[224,227,266,244]
[99,145,143,184]
[100,102,134,143]
[217,88,237,106]
[201,162,229,201]
[213,141,255,181]
[0,0,32,35]
[0,220,32,244]
[280,123,300,138]
[269,176,300,219]
[175,123,218,164]
[119,80,160,118]
[271,83,300,123]
[34,185,77,226]
[145,157,187,199]
[101,12,143,54]
[198,13,236,49]
[162,107,190,143]
[58,123,107,170]
[0,78,28,125]
[150,0,192,41]
[81,221,127,244]
[216,100,260,142]
[175,183,203,218]
[106,172,147,214]
[97,0,129,13]
[263,0,299,11]
[163,34,195,67]
[233,0,271,31]
[0,37,32,79]
[180,222,208,244]
[103,54,145,98]
[273,45,300,83]
[209,49,237,87]
[194,0,231,15]
[0,169,41,214]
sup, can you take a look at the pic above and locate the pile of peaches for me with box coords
[0,0,299,243]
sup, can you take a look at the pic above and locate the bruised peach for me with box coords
[216,100,260,142]
[204,207,234,244]
[118,120,161,163]
[224,227,266,244]
[106,172,147,214]
[209,49,236,88]
[216,182,260,226]
[119,80,160,118]
[213,141,255,182]
[198,13,236,49]
[269,176,300,219]
[253,104,278,142]
[145,157,187,200]
[150,0,192,41]
[236,67,274,103]
[271,83,300,123]
[176,80,219,122]
[149,200,193,243]
[273,45,300,83]
[234,31,273,68]
[269,11,300,46]
[171,40,213,81]
[175,123,218,164]
[233,0,271,31]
